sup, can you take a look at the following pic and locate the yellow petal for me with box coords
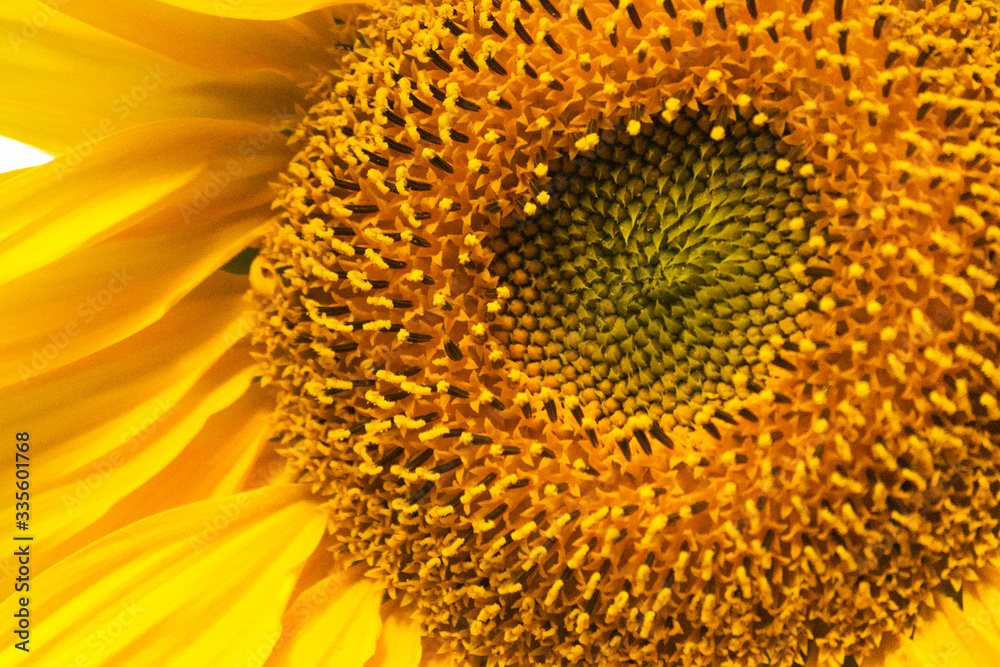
[0,485,325,665]
[0,216,265,387]
[0,0,304,153]
[0,121,288,386]
[155,0,364,20]
[937,584,1000,664]
[0,166,35,185]
[140,386,279,502]
[0,118,286,291]
[0,272,258,587]
[364,616,423,667]
[879,584,1000,667]
[64,387,278,555]
[61,0,355,79]
[266,574,385,667]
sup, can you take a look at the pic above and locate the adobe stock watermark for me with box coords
[83,600,145,659]
[187,494,254,556]
[52,64,170,182]
[178,110,296,225]
[221,309,265,350]
[17,267,134,385]
[60,395,175,515]
[186,459,287,556]
[6,0,71,54]
[52,308,269,518]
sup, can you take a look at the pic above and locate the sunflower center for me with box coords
[247,0,1000,664]
[492,111,819,433]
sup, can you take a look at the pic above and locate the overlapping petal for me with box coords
[0,118,287,286]
[156,0,362,21]
[0,272,261,589]
[0,0,305,153]
[265,574,385,667]
[0,120,286,387]
[43,386,281,582]
[363,616,422,667]
[58,0,357,79]
[0,485,325,666]
[0,166,33,185]
[879,589,1000,667]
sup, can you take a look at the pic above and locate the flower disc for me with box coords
[491,110,821,436]
[251,0,1000,665]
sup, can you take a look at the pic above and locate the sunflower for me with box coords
[3,0,1000,664]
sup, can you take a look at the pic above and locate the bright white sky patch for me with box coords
[0,136,53,174]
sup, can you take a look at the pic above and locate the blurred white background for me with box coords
[0,136,52,174]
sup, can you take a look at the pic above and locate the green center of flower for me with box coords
[492,111,822,438]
